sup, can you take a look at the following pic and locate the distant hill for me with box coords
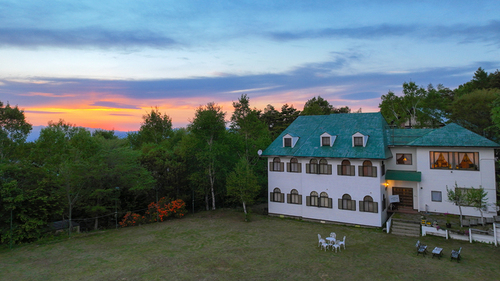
[27,125,133,142]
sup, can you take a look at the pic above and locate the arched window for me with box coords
[360,195,378,213]
[319,192,332,208]
[338,159,353,176]
[307,159,318,174]
[307,191,319,206]
[288,157,301,173]
[288,189,302,204]
[339,194,355,211]
[270,187,284,203]
[270,157,283,172]
[319,159,331,174]
[360,160,376,177]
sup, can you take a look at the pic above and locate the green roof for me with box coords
[262,112,392,159]
[262,114,499,159]
[404,123,500,147]
[385,170,421,182]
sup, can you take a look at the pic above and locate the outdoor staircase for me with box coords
[391,220,421,237]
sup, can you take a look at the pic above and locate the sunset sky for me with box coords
[1,1,499,132]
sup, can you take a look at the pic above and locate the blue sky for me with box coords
[1,1,499,131]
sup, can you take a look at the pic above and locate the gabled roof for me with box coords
[396,123,500,147]
[262,112,392,159]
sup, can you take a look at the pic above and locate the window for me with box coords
[381,161,385,176]
[382,194,386,211]
[359,160,377,177]
[338,159,355,176]
[269,157,284,172]
[354,137,363,147]
[430,152,479,171]
[431,191,442,202]
[318,159,332,174]
[284,138,292,147]
[455,152,479,170]
[307,191,319,207]
[319,192,333,208]
[396,154,412,165]
[338,194,356,211]
[270,188,284,203]
[359,196,378,213]
[287,157,302,173]
[322,136,330,146]
[306,159,318,174]
[287,189,302,204]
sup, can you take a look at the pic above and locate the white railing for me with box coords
[422,223,500,246]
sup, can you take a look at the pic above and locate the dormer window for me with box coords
[354,137,363,146]
[320,132,336,147]
[282,133,299,148]
[322,136,330,146]
[352,132,368,147]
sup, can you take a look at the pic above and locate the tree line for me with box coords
[1,67,499,244]
[379,67,500,142]
[0,94,347,244]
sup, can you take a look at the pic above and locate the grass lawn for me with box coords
[1,208,500,280]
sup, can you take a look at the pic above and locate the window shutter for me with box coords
[327,165,332,175]
[280,193,285,203]
[286,162,290,172]
[352,200,356,211]
[298,195,302,204]
[306,164,310,173]
[269,162,273,171]
[337,165,342,175]
[358,166,363,176]
[373,202,378,213]
[269,192,273,201]
[350,165,355,176]
[359,201,364,212]
[280,162,284,172]
[298,163,302,173]
[306,196,311,206]
[372,167,377,177]
[287,193,291,203]
[328,198,332,208]
[338,198,342,209]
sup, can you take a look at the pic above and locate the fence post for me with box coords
[494,222,498,247]
[446,229,448,240]
[469,228,472,243]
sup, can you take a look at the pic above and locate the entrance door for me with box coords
[392,187,413,209]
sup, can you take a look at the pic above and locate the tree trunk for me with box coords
[242,201,247,215]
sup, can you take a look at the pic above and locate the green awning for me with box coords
[385,170,421,182]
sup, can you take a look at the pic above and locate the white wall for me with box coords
[416,148,496,217]
[268,156,388,227]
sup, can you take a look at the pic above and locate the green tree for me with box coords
[466,187,488,226]
[446,183,468,227]
[226,157,260,217]
[260,103,300,140]
[450,88,499,140]
[0,101,32,161]
[128,107,173,148]
[187,102,228,210]
[301,96,350,116]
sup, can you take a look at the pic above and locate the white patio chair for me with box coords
[337,236,346,249]
[330,232,336,240]
[320,241,329,251]
[318,234,325,247]
[331,241,341,253]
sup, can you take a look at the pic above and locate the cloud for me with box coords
[91,101,140,109]
[0,27,178,49]
[268,21,500,46]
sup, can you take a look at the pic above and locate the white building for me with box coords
[262,113,498,227]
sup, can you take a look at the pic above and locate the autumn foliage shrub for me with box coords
[119,198,187,227]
